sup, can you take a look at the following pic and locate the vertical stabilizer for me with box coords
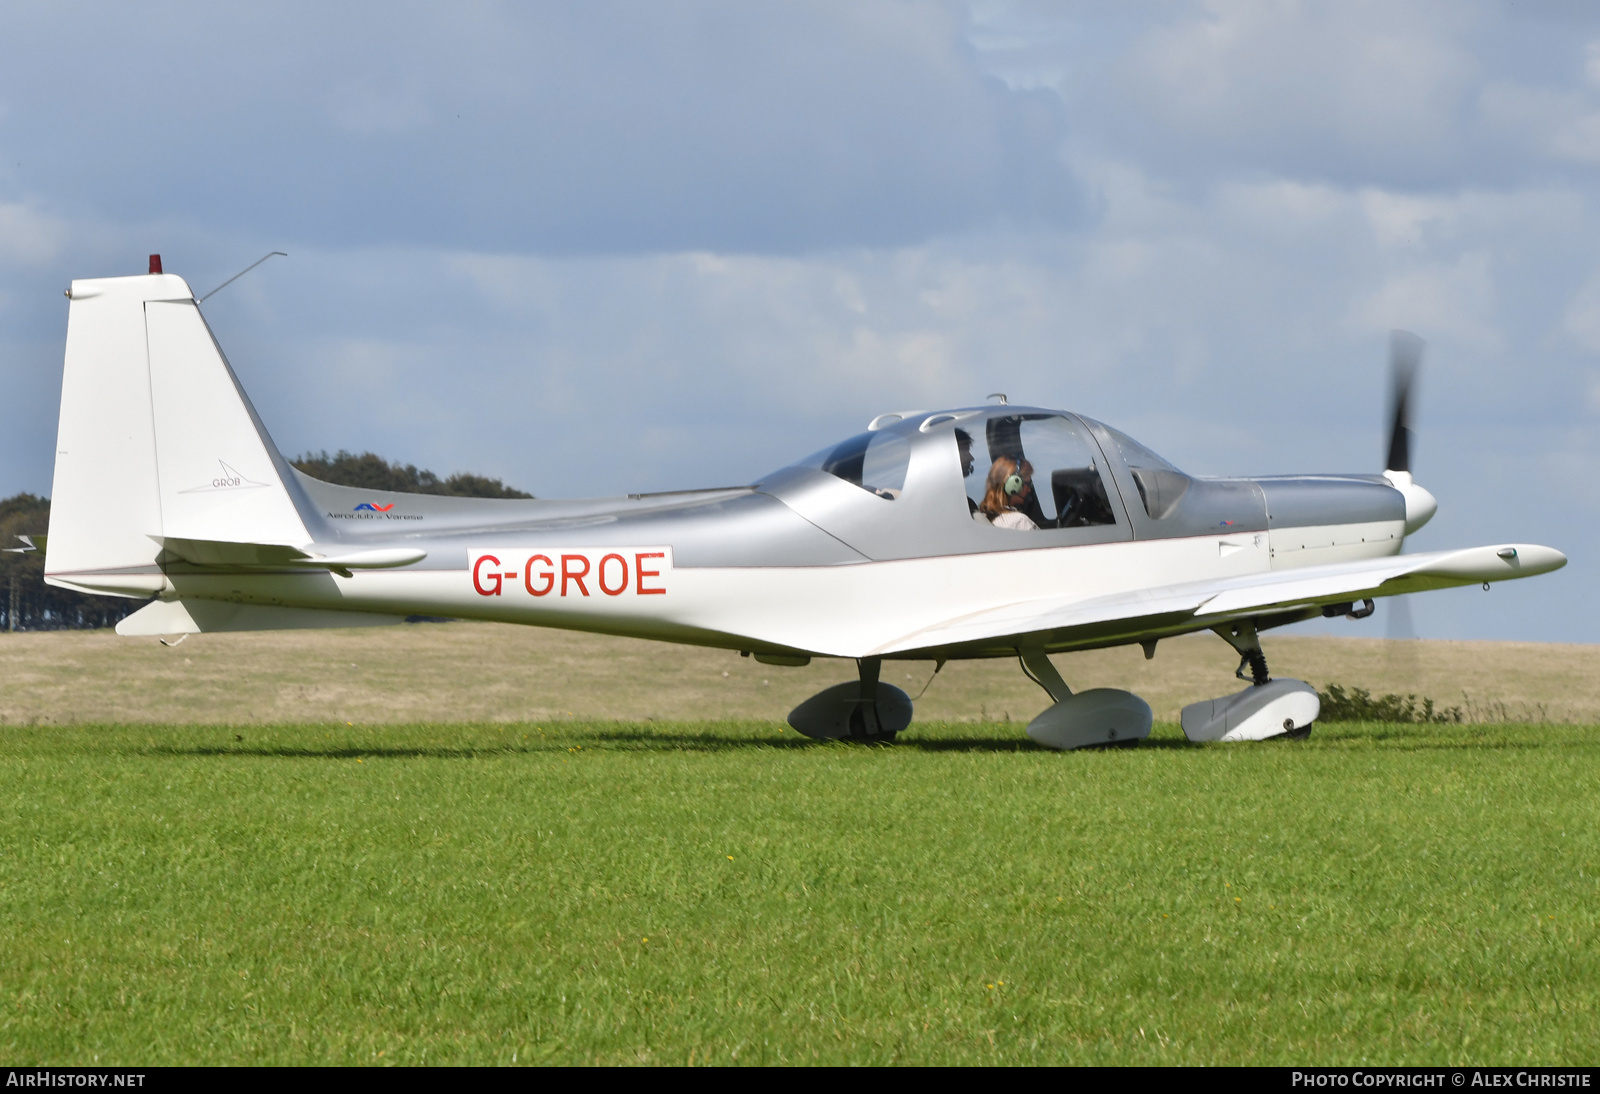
[47,271,310,598]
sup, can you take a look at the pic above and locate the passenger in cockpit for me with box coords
[980,456,1039,530]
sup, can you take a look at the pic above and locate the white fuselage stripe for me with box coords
[148,525,1406,658]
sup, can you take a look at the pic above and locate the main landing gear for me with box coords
[1019,648,1152,751]
[785,623,1320,748]
[787,657,914,742]
[1180,620,1320,742]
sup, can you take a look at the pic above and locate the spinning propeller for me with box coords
[1380,329,1438,537]
[1383,330,1430,646]
[1385,330,1424,476]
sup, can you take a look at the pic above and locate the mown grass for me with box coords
[0,718,1595,1065]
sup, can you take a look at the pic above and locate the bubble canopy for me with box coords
[760,409,1190,528]
[773,426,913,499]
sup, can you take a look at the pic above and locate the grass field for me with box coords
[1,627,1597,1064]
[4,622,1599,726]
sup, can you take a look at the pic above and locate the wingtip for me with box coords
[1521,544,1567,572]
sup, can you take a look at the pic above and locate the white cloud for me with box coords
[1552,112,1600,164]
[1087,0,1481,183]
[0,3,1081,254]
[1217,180,1349,236]
[1586,40,1600,86]
[1479,81,1600,165]
[0,201,64,265]
[1348,252,1500,347]
[1358,190,1459,249]
[0,1,1596,641]
[1562,270,1600,354]
[328,82,434,136]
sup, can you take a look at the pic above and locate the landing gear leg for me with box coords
[845,658,893,741]
[1217,619,1271,687]
[1019,648,1072,703]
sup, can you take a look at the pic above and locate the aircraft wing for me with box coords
[871,543,1566,656]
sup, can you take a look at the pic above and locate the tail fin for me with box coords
[46,270,311,597]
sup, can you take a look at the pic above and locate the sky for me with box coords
[1,0,1596,642]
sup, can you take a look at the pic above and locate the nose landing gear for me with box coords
[1181,620,1321,742]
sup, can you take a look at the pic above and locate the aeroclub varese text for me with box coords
[468,548,672,599]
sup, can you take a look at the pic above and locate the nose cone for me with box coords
[1384,470,1438,534]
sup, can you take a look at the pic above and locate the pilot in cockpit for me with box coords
[955,429,979,516]
[979,456,1039,530]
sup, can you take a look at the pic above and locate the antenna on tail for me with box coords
[199,251,287,302]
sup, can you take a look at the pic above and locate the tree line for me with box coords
[290,451,532,499]
[0,493,134,632]
[0,452,533,631]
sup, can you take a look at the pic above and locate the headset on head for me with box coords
[1003,457,1028,497]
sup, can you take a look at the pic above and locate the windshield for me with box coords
[1100,425,1182,473]
[775,427,911,499]
[1098,425,1191,519]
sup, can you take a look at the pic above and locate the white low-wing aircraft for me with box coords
[43,261,1566,748]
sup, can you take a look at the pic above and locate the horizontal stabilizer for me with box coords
[156,537,426,571]
[116,598,408,636]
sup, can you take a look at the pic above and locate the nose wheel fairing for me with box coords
[1181,623,1320,742]
[1180,679,1320,742]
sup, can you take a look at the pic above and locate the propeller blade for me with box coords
[1383,593,1421,680]
[1386,593,1416,642]
[1384,330,1424,474]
